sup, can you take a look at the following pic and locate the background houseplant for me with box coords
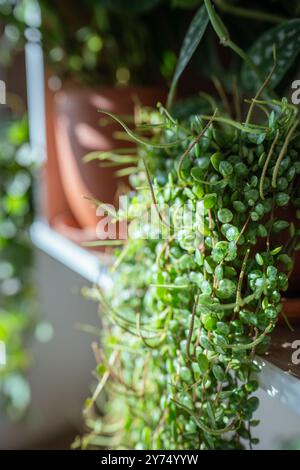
[1,0,188,241]
[77,1,300,450]
[0,0,186,86]
[1,1,299,87]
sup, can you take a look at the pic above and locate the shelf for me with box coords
[30,220,300,416]
[30,220,112,288]
[258,325,300,416]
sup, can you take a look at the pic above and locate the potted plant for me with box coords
[76,1,300,450]
[38,0,172,236]
[1,0,191,241]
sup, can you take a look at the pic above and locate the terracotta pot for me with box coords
[51,211,99,246]
[253,204,300,321]
[273,205,300,295]
[279,209,300,323]
[280,297,300,324]
[43,75,70,224]
[52,86,166,229]
[51,210,128,250]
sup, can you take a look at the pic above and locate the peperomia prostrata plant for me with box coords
[78,1,300,450]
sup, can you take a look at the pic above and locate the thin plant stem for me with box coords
[234,248,250,315]
[214,0,287,24]
[186,291,200,363]
[143,158,173,230]
[272,119,299,188]
[245,46,277,125]
[204,0,270,93]
[259,129,280,200]
[232,76,241,122]
[212,75,231,116]
[177,109,217,182]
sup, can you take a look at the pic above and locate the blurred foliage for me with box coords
[0,116,35,419]
[0,0,299,88]
[0,0,190,85]
[280,438,300,450]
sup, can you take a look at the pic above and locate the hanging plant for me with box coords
[78,0,300,450]
[78,97,300,450]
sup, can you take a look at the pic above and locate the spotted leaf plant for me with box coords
[78,96,300,450]
[78,2,300,451]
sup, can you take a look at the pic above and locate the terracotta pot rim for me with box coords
[53,84,167,97]
[51,211,98,243]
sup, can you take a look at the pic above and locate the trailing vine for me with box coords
[77,96,300,450]
[77,1,300,451]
